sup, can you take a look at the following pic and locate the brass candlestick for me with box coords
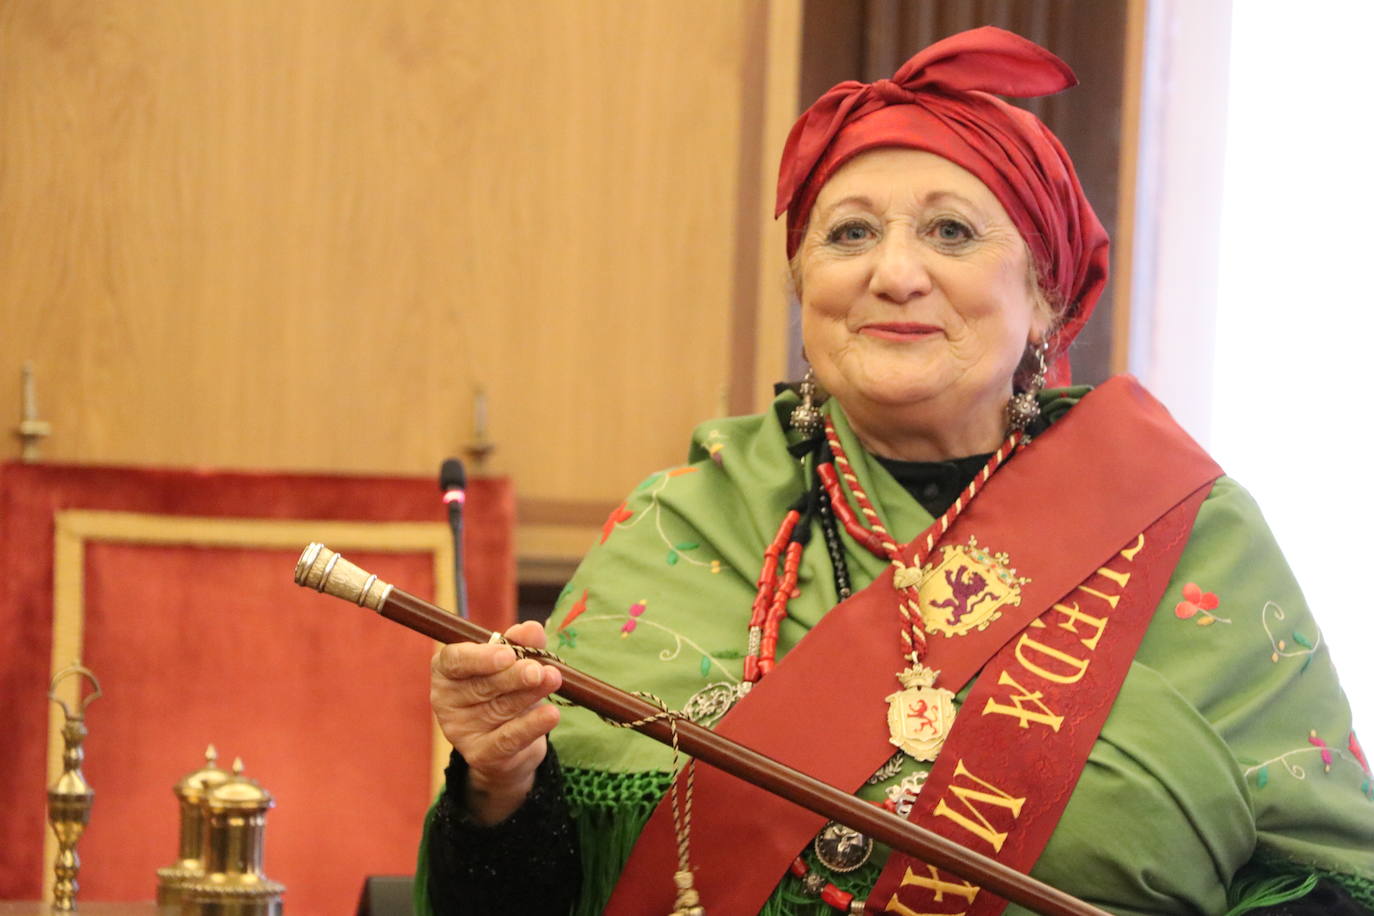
[46,664,103,912]
[157,746,230,909]
[180,758,284,915]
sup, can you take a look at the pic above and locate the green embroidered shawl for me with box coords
[422,386,1374,915]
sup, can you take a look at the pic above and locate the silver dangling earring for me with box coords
[1006,340,1049,434]
[790,367,823,437]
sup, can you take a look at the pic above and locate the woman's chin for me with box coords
[840,387,950,414]
[838,377,1010,428]
[828,363,1011,417]
[844,382,946,411]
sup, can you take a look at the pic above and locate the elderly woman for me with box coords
[419,28,1374,916]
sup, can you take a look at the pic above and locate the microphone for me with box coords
[439,458,470,619]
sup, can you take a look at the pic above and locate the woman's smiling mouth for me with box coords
[857,321,942,341]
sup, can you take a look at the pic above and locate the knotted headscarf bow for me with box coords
[776,27,1109,380]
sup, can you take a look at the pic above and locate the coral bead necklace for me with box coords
[743,416,1023,757]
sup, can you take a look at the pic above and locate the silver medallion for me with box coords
[812,820,873,873]
[681,681,743,726]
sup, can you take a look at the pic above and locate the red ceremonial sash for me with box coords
[605,377,1222,915]
[866,484,1207,915]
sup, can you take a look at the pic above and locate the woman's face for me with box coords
[797,148,1049,459]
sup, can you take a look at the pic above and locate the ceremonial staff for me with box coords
[293,543,1109,916]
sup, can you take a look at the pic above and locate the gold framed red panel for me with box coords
[0,463,515,912]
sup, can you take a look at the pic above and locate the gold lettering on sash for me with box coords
[1012,633,1090,685]
[1094,564,1133,589]
[1050,601,1109,652]
[981,670,1064,731]
[884,864,979,915]
[1073,583,1120,610]
[1074,533,1144,610]
[1120,532,1146,562]
[932,760,1026,852]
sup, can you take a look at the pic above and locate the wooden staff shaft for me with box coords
[293,543,1109,916]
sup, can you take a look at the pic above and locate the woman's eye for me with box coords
[930,218,974,245]
[826,220,874,246]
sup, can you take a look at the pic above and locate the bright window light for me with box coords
[1212,2,1374,739]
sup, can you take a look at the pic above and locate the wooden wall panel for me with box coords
[0,1,794,536]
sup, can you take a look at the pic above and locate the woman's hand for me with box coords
[430,620,563,825]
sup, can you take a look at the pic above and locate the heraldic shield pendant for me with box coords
[917,535,1030,638]
[885,664,955,761]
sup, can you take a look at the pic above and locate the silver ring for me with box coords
[318,552,341,592]
[357,574,378,607]
[295,543,323,586]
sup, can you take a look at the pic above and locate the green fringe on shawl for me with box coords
[1224,871,1320,916]
[565,767,674,916]
[1226,851,1374,914]
[1344,872,1374,910]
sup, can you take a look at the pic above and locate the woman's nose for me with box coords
[868,236,933,303]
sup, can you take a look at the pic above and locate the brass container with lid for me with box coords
[157,746,230,908]
[179,759,285,915]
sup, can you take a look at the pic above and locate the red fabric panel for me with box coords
[0,462,514,909]
[81,543,436,913]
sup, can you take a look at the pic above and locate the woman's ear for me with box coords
[1028,286,1062,357]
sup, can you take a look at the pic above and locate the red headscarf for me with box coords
[776,27,1109,384]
